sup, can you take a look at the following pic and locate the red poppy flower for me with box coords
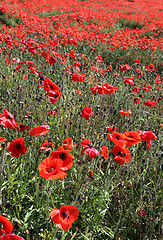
[0,235,24,240]
[123,76,134,85]
[120,64,132,71]
[135,59,140,64]
[0,215,13,236]
[48,56,57,65]
[46,90,61,104]
[22,112,34,119]
[134,97,140,104]
[90,83,117,95]
[112,146,131,165]
[7,138,27,158]
[0,137,6,142]
[142,86,152,92]
[80,140,98,158]
[43,78,60,92]
[72,73,86,82]
[50,146,74,171]
[48,110,56,116]
[95,55,103,62]
[135,68,143,78]
[81,106,93,120]
[17,124,29,132]
[123,131,141,147]
[107,126,117,132]
[39,140,55,152]
[90,84,104,94]
[84,147,99,158]
[119,110,132,115]
[62,138,77,150]
[0,109,18,129]
[138,130,157,146]
[144,100,157,107]
[51,205,79,231]
[28,125,50,136]
[80,140,92,148]
[131,87,140,93]
[38,157,67,180]
[108,132,127,148]
[145,64,156,72]
[137,208,146,217]
[102,83,117,94]
[88,170,94,178]
[100,146,109,160]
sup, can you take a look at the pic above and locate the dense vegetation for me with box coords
[0,0,162,239]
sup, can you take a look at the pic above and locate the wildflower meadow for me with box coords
[0,0,162,239]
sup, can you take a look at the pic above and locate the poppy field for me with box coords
[0,0,162,239]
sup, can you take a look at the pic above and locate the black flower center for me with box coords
[61,211,69,219]
[117,151,124,157]
[116,136,120,140]
[59,152,67,160]
[16,143,21,149]
[53,94,58,99]
[128,135,134,139]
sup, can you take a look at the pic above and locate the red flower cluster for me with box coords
[43,78,62,104]
[62,137,77,150]
[108,131,141,165]
[120,64,132,71]
[81,140,99,158]
[90,83,117,95]
[39,146,74,179]
[72,73,86,82]
[39,140,55,152]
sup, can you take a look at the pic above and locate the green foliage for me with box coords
[0,10,23,28]
[117,18,144,30]
[0,5,162,240]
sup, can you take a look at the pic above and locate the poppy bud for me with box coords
[77,159,81,164]
[13,218,20,230]
[137,208,146,217]
[5,201,11,209]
